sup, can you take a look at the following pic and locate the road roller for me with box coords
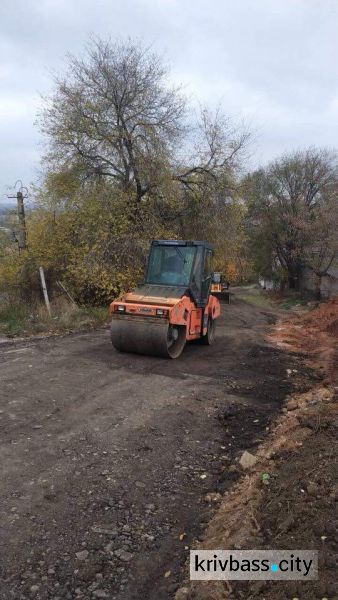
[211,272,230,303]
[109,239,221,358]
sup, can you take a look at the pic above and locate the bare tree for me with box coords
[41,38,186,203]
[305,193,338,298]
[246,148,338,289]
[41,39,251,210]
[175,106,250,192]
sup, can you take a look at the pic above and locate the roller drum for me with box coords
[111,315,186,358]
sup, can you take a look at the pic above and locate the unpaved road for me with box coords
[0,292,311,600]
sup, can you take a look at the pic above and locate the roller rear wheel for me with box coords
[201,317,216,345]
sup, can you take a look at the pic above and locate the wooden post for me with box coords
[17,191,27,250]
[39,267,51,317]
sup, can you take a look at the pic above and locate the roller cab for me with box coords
[109,240,221,358]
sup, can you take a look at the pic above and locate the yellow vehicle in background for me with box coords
[211,272,230,303]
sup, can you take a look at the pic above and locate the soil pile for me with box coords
[176,298,337,600]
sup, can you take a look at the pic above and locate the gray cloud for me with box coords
[1,0,338,202]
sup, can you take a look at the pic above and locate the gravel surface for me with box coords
[0,292,309,599]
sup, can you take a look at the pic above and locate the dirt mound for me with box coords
[326,318,338,336]
[175,298,337,600]
[270,298,338,384]
[303,297,338,330]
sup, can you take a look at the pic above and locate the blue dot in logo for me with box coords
[271,564,279,572]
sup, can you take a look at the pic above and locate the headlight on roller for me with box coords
[156,308,168,317]
[116,304,125,312]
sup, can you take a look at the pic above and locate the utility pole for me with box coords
[7,181,28,251]
[16,190,27,250]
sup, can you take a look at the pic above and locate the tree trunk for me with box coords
[314,274,322,301]
[287,262,301,291]
[288,274,297,290]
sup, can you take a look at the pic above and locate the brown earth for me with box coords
[178,297,337,600]
[0,290,329,600]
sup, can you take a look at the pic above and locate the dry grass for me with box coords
[0,296,108,338]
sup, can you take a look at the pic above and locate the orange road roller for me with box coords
[109,240,221,358]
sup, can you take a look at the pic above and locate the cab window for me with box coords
[203,250,212,279]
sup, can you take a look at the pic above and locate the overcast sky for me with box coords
[1,0,338,203]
